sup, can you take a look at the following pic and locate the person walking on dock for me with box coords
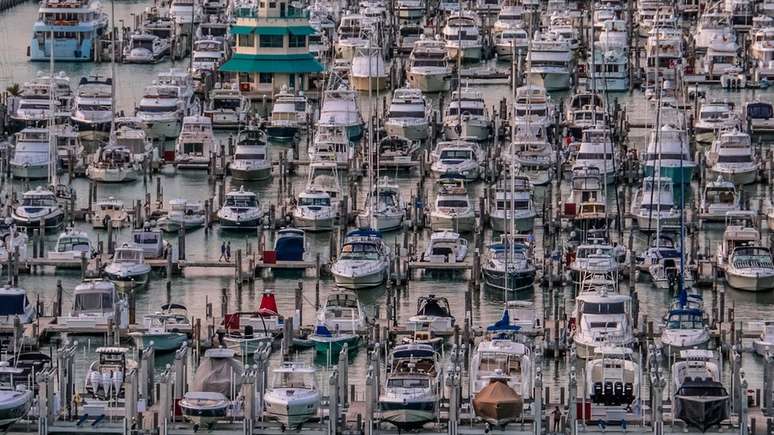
[219,242,226,262]
[226,241,232,262]
[551,406,562,433]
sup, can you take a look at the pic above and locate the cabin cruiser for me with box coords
[131,305,189,352]
[430,177,476,233]
[158,199,205,232]
[563,167,608,229]
[753,320,774,356]
[407,36,452,92]
[92,197,128,229]
[124,31,169,63]
[331,229,391,289]
[358,178,406,232]
[494,27,529,59]
[694,101,739,144]
[488,177,536,232]
[572,126,618,183]
[569,241,621,286]
[512,85,555,132]
[379,343,441,428]
[0,286,36,325]
[573,289,634,359]
[319,85,365,143]
[131,225,168,259]
[632,176,681,231]
[699,177,739,221]
[230,129,272,181]
[743,101,774,137]
[716,211,760,270]
[443,12,483,61]
[191,39,226,77]
[406,295,455,335]
[751,28,774,79]
[104,244,152,289]
[385,88,430,141]
[503,133,556,186]
[267,88,309,140]
[526,33,572,91]
[671,350,729,431]
[135,85,186,140]
[642,124,696,185]
[175,115,215,169]
[585,347,640,408]
[420,231,468,263]
[292,162,341,231]
[443,89,491,141]
[373,136,420,167]
[661,306,710,355]
[264,362,320,427]
[107,117,153,163]
[10,128,51,180]
[203,87,249,129]
[11,186,63,230]
[47,227,93,261]
[589,42,629,91]
[86,146,139,183]
[181,348,242,430]
[308,123,353,164]
[84,347,137,399]
[725,246,774,291]
[70,75,112,132]
[59,279,128,329]
[350,44,388,92]
[705,130,758,185]
[9,72,72,128]
[482,238,536,292]
[430,140,483,180]
[217,187,262,230]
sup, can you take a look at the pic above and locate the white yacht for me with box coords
[10,72,72,128]
[135,85,186,140]
[103,244,152,289]
[695,11,735,51]
[264,362,320,427]
[573,289,634,359]
[661,306,710,355]
[384,87,430,141]
[398,24,424,52]
[217,187,263,230]
[230,128,272,181]
[705,130,758,185]
[157,199,205,232]
[526,33,572,91]
[11,187,63,230]
[267,88,309,141]
[694,100,739,143]
[442,12,483,61]
[70,75,113,132]
[420,231,468,263]
[482,238,536,291]
[169,0,202,25]
[175,115,215,169]
[430,140,483,180]
[407,36,452,93]
[589,42,629,91]
[92,197,128,229]
[203,86,249,129]
[488,176,536,233]
[86,146,139,183]
[751,27,774,79]
[350,44,388,92]
[59,279,128,329]
[512,85,555,132]
[109,117,153,163]
[699,177,739,221]
[632,176,681,231]
[47,227,93,261]
[358,177,406,232]
[753,321,774,356]
[331,228,391,289]
[334,13,368,61]
[319,85,365,143]
[131,225,168,259]
[10,128,51,180]
[702,35,741,76]
[716,212,760,270]
[493,2,524,31]
[725,246,774,291]
[494,27,529,59]
[123,32,170,63]
[396,0,424,19]
[572,126,618,182]
[379,344,441,429]
[292,162,341,231]
[430,177,475,233]
[442,88,491,141]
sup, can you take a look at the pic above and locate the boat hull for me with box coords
[482,267,535,291]
[380,400,437,429]
[674,396,729,431]
[642,165,694,185]
[472,382,523,427]
[407,71,451,93]
[385,122,429,141]
[293,214,335,232]
[332,268,387,289]
[350,76,389,92]
[230,166,272,181]
[489,215,535,233]
[526,71,571,91]
[430,214,475,233]
[132,332,187,352]
[310,335,359,357]
[10,163,49,180]
[725,269,774,292]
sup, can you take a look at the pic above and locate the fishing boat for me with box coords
[181,348,243,430]
[407,36,452,93]
[267,88,309,140]
[379,343,441,429]
[430,177,476,233]
[671,350,729,431]
[92,197,128,229]
[11,186,63,230]
[70,75,113,132]
[753,320,774,356]
[130,304,189,352]
[103,244,151,289]
[264,362,320,427]
[230,128,272,181]
[308,123,353,164]
[175,115,215,169]
[443,12,483,61]
[488,176,536,233]
[10,128,51,180]
[331,228,391,289]
[705,129,759,185]
[86,147,139,183]
[131,225,168,259]
[334,13,368,60]
[699,177,740,221]
[84,347,137,399]
[123,31,170,63]
[642,124,696,185]
[430,140,483,180]
[350,44,388,91]
[0,286,36,325]
[585,347,640,407]
[47,227,93,261]
[569,240,620,287]
[725,246,774,291]
[358,177,406,232]
[405,295,455,335]
[482,237,536,292]
[29,0,108,61]
[217,186,263,230]
[59,279,128,329]
[203,86,249,129]
[632,176,681,231]
[572,288,634,359]
[420,231,469,263]
[442,88,491,141]
[157,199,206,232]
[384,87,430,141]
[319,84,365,143]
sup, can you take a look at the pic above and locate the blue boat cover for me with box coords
[487,309,522,331]
[275,234,304,261]
[315,324,332,337]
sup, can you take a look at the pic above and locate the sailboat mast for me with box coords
[48,30,56,186]
[367,32,374,228]
[111,0,117,127]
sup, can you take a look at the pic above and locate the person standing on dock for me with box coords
[219,242,227,262]
[226,241,232,262]
[551,406,562,433]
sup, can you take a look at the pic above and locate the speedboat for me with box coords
[488,176,536,233]
[0,366,33,429]
[725,246,774,291]
[182,348,243,430]
[59,279,128,329]
[331,229,391,289]
[671,350,729,431]
[10,128,51,180]
[103,244,152,289]
[222,316,273,358]
[420,231,468,263]
[442,89,491,141]
[292,162,341,231]
[123,31,170,63]
[130,304,189,352]
[264,362,320,427]
[357,177,406,232]
[175,115,215,169]
[482,237,536,292]
[84,347,137,399]
[384,87,430,141]
[632,176,681,231]
[131,225,168,259]
[585,347,640,407]
[0,286,36,325]
[430,140,483,180]
[430,177,475,233]
[47,227,93,262]
[379,343,441,429]
[230,128,272,181]
[699,177,739,221]
[203,86,249,129]
[217,187,263,230]
[405,295,455,335]
[572,288,634,359]
[70,75,113,132]
[157,199,205,232]
[180,392,229,430]
[661,304,710,356]
[11,186,63,230]
[705,129,759,185]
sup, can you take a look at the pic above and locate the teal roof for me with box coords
[231,25,255,35]
[220,53,325,74]
[254,26,288,35]
[287,26,317,36]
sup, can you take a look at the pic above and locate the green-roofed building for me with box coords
[221,1,324,98]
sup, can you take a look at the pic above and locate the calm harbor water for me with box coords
[1,0,773,398]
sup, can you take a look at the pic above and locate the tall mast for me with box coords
[111,0,117,129]
[48,30,56,186]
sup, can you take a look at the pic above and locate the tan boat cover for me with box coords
[473,379,523,424]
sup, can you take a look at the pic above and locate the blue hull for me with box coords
[642,165,694,185]
[29,27,103,61]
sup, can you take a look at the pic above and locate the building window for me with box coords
[238,33,255,47]
[288,35,306,48]
[259,73,272,84]
[259,34,284,48]
[269,2,276,7]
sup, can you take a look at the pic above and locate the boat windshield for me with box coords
[387,378,429,388]
[667,313,704,329]
[440,149,473,160]
[477,352,522,373]
[299,196,330,206]
[225,196,257,207]
[22,196,56,206]
[340,242,380,260]
[57,237,90,252]
[74,291,113,312]
[273,371,315,389]
[705,188,735,204]
[580,301,626,314]
[437,199,469,208]
[114,249,142,263]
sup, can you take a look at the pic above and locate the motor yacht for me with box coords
[420,231,468,263]
[384,87,430,141]
[379,343,441,428]
[203,86,249,129]
[292,162,341,231]
[230,128,272,181]
[632,176,681,231]
[175,115,215,169]
[104,244,151,289]
[482,237,536,292]
[319,84,365,142]
[10,128,51,180]
[442,88,491,141]
[725,246,774,291]
[671,350,729,431]
[263,362,320,427]
[488,176,536,233]
[86,146,139,183]
[407,36,452,93]
[70,75,113,133]
[642,124,696,185]
[350,44,388,91]
[358,177,406,232]
[217,186,263,230]
[47,227,93,262]
[59,279,128,329]
[430,140,483,180]
[430,177,475,233]
[11,186,63,230]
[699,177,739,221]
[573,288,634,359]
[526,33,572,91]
[705,129,758,185]
[331,228,391,289]
[124,31,170,63]
[494,27,529,59]
[694,100,739,144]
[267,88,309,140]
[443,12,483,61]
[92,197,128,229]
[661,305,710,356]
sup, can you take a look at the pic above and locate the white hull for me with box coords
[725,269,774,292]
[526,71,571,91]
[293,214,335,232]
[407,71,451,93]
[443,120,490,141]
[447,45,483,61]
[10,163,48,180]
[489,215,535,233]
[332,267,387,289]
[385,122,429,141]
[430,214,475,233]
[144,119,181,140]
[707,167,757,185]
